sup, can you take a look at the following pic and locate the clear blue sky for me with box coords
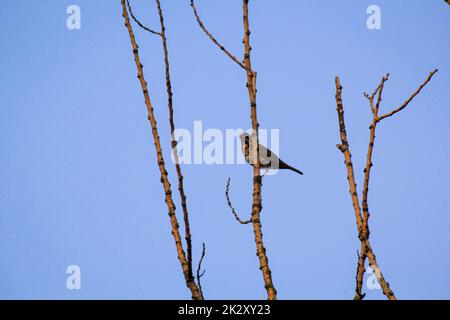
[0,0,449,299]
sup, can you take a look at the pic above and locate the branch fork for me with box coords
[335,69,437,300]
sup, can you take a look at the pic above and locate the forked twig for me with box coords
[335,76,395,300]
[335,70,437,300]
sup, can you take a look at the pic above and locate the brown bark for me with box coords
[242,0,276,300]
[120,0,202,300]
[335,77,395,300]
[190,0,276,299]
[335,79,364,238]
[155,0,195,283]
[335,70,437,300]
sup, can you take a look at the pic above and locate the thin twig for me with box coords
[196,243,206,299]
[190,0,247,70]
[120,0,202,300]
[225,177,252,225]
[155,0,195,283]
[377,69,438,121]
[126,0,162,36]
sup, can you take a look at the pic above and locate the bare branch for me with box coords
[335,76,396,300]
[225,177,252,225]
[377,69,438,121]
[242,0,277,300]
[155,0,195,283]
[192,0,276,299]
[353,70,437,299]
[361,74,389,238]
[126,0,162,36]
[335,77,364,238]
[120,0,202,300]
[364,74,389,113]
[365,241,396,300]
[373,74,389,111]
[196,243,206,299]
[190,0,247,70]
[354,248,366,300]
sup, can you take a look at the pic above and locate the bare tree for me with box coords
[191,0,277,299]
[120,0,204,300]
[334,69,438,300]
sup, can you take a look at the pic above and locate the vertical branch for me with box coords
[354,247,366,300]
[361,69,436,300]
[190,0,276,299]
[120,0,202,300]
[361,74,389,239]
[336,70,437,299]
[155,0,195,283]
[335,76,396,300]
[335,78,364,237]
[242,0,277,300]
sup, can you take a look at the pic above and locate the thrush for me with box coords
[239,133,303,175]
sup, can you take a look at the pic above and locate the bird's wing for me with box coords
[258,145,280,168]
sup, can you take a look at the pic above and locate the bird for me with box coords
[239,133,303,175]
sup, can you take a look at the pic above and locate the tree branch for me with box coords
[126,0,162,36]
[335,76,396,300]
[354,248,366,300]
[225,177,252,225]
[243,0,277,300]
[191,0,276,299]
[120,0,202,300]
[353,70,437,299]
[335,77,364,239]
[190,0,247,70]
[361,74,389,239]
[155,0,195,284]
[377,69,438,121]
[365,241,395,299]
[196,242,206,299]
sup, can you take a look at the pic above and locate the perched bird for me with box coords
[239,133,303,175]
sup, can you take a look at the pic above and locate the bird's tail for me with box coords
[279,160,303,175]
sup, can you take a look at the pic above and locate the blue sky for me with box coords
[0,0,449,299]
